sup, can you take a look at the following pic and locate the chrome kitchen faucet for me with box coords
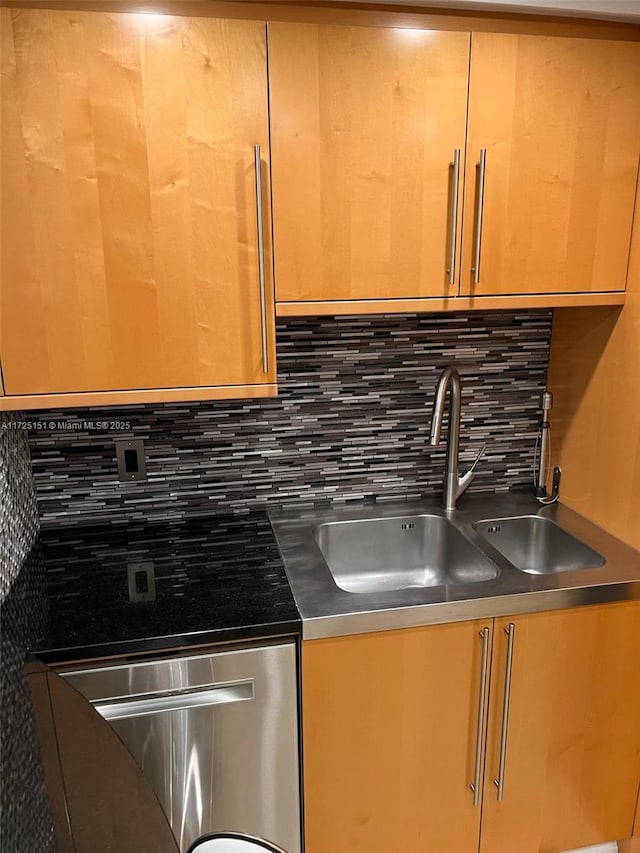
[430,366,486,511]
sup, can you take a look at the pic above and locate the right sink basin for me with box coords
[473,515,605,575]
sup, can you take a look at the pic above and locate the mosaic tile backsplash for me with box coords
[0,412,54,853]
[28,312,552,529]
[1,413,40,603]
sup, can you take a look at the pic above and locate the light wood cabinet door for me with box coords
[1,9,275,396]
[302,621,491,853]
[269,23,470,303]
[461,33,640,296]
[481,602,640,853]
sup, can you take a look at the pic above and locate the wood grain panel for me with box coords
[461,32,640,296]
[83,10,159,387]
[269,22,470,301]
[0,8,52,389]
[0,382,277,411]
[50,10,112,389]
[142,13,197,386]
[620,830,640,853]
[548,178,640,549]
[481,603,640,853]
[0,10,275,395]
[275,290,625,316]
[3,1,640,43]
[302,620,491,853]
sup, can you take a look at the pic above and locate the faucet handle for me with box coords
[457,443,487,498]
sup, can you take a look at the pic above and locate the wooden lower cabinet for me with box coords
[481,603,640,853]
[302,620,490,853]
[302,602,640,853]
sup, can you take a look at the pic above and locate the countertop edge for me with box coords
[299,583,640,640]
[36,618,302,666]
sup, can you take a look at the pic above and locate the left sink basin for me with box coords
[314,514,498,594]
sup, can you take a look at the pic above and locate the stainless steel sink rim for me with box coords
[268,493,640,640]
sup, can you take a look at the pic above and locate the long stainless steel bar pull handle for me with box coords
[470,626,491,806]
[254,144,269,375]
[447,149,461,285]
[471,149,487,285]
[494,622,516,802]
[94,680,254,721]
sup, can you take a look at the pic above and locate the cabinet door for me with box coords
[1,10,275,396]
[269,23,470,302]
[481,603,640,853]
[302,621,491,853]
[461,33,640,296]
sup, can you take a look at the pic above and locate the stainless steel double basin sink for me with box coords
[269,493,640,639]
[315,512,604,595]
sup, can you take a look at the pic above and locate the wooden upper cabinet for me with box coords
[302,621,491,853]
[462,33,640,296]
[481,603,640,853]
[0,9,275,400]
[269,23,471,303]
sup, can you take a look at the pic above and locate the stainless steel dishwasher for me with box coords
[60,641,301,853]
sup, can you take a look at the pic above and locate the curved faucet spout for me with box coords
[430,366,484,511]
[430,366,460,447]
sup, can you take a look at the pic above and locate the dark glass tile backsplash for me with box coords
[28,312,552,529]
[1,413,54,852]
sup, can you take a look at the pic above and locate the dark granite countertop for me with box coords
[33,512,301,664]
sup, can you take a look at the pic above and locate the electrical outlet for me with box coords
[115,438,146,482]
[127,561,156,603]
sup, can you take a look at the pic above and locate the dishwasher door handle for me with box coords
[94,679,254,721]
